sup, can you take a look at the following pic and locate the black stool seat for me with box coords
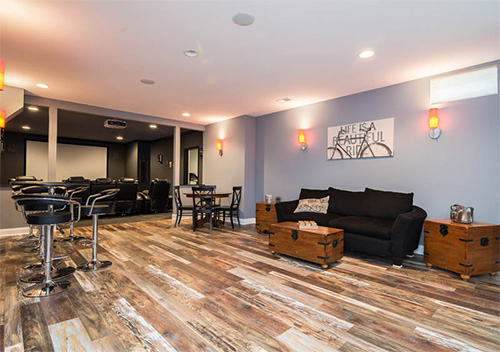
[27,212,72,225]
[81,205,109,216]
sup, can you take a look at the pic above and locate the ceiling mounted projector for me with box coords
[104,119,127,129]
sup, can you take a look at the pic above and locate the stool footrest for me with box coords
[77,259,112,272]
[19,266,75,283]
[22,280,71,298]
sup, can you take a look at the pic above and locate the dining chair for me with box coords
[173,185,193,227]
[216,186,242,229]
[192,185,216,232]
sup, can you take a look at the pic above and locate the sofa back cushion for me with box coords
[328,188,368,216]
[364,188,413,219]
[299,188,329,200]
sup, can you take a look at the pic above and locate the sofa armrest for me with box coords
[275,200,299,222]
[391,206,427,258]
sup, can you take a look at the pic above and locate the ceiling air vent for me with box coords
[104,119,127,129]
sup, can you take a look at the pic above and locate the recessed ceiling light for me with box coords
[36,83,49,89]
[276,97,292,103]
[359,50,375,59]
[184,50,198,58]
[116,136,123,140]
[149,124,157,129]
[140,79,155,85]
[22,125,31,130]
[232,13,255,26]
[182,112,190,117]
[27,106,39,111]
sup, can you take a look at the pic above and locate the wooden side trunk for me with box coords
[256,202,277,233]
[269,222,344,269]
[424,219,500,280]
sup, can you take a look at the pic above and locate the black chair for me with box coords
[139,178,171,213]
[115,178,138,214]
[77,188,119,272]
[56,186,89,242]
[90,178,116,214]
[63,176,91,203]
[12,194,80,297]
[216,186,242,229]
[192,185,216,233]
[173,185,193,227]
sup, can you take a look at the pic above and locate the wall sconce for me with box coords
[216,139,223,156]
[0,59,4,91]
[157,154,163,164]
[0,109,5,129]
[428,108,441,140]
[298,129,307,151]
[0,109,5,153]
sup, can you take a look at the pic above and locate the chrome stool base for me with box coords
[77,259,112,272]
[23,258,62,271]
[23,245,40,253]
[22,280,71,298]
[56,235,87,242]
[19,266,75,283]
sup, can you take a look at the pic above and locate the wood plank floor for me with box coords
[1,219,499,352]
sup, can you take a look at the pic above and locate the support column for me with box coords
[48,106,58,181]
[172,126,181,216]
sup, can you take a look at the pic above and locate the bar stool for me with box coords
[56,186,89,242]
[12,194,81,297]
[77,188,119,272]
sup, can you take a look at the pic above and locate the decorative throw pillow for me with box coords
[293,196,330,214]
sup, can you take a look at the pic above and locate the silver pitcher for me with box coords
[450,204,474,224]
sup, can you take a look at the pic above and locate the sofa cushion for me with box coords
[288,212,342,227]
[365,188,413,219]
[328,216,394,240]
[294,196,329,214]
[328,188,368,216]
[299,188,329,200]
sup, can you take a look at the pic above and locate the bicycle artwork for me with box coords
[327,117,394,160]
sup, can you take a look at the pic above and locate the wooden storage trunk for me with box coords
[269,222,344,269]
[256,202,277,233]
[424,219,500,280]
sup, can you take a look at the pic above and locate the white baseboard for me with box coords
[414,244,424,255]
[171,214,256,226]
[0,227,29,237]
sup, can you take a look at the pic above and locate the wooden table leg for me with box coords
[490,272,498,277]
[321,264,329,270]
[460,274,470,281]
[425,262,433,268]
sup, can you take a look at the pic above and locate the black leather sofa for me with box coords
[115,178,139,215]
[275,187,427,266]
[137,178,171,213]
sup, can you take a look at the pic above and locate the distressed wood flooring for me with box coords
[1,219,499,351]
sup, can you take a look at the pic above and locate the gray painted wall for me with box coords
[203,115,256,219]
[255,61,500,235]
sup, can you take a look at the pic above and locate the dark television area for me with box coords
[1,106,203,214]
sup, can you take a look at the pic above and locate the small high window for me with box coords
[430,65,498,104]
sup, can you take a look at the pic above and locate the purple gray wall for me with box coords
[255,61,500,231]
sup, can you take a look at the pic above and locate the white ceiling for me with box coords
[1,0,499,125]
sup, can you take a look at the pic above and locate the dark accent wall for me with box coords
[150,137,174,193]
[0,132,126,186]
[124,142,138,179]
[180,131,203,185]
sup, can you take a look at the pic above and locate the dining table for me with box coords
[184,191,231,228]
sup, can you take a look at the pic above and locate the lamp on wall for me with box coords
[0,59,4,91]
[298,129,307,151]
[428,108,441,140]
[216,139,223,156]
[0,109,5,152]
